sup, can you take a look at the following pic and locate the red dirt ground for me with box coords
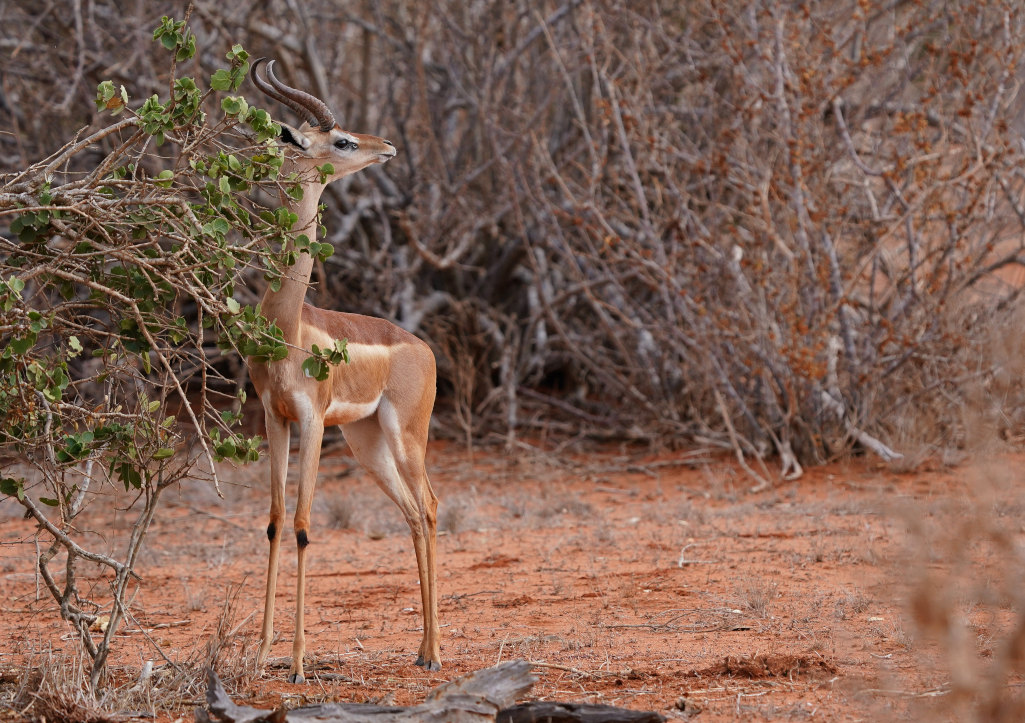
[2,442,1024,721]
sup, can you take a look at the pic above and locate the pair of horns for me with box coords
[250,57,336,132]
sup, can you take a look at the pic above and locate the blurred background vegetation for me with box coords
[4,0,1025,472]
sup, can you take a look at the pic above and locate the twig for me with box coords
[713,387,771,492]
[529,661,618,678]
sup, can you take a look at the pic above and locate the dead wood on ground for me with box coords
[196,661,665,723]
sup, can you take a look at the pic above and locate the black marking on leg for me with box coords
[296,529,309,549]
[267,522,276,541]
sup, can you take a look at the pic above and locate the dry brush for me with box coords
[5,1,1025,472]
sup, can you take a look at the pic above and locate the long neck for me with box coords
[261,182,326,345]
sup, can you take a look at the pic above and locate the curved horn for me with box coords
[250,57,336,132]
[265,60,337,131]
[250,57,320,128]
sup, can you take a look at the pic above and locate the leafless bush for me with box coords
[4,2,1025,471]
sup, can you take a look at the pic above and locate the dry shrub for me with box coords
[4,4,1025,466]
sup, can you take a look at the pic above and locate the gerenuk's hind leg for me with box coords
[342,410,441,670]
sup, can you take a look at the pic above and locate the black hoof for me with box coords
[287,672,305,684]
[415,656,442,671]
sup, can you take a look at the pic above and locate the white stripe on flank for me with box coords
[345,342,394,357]
[326,395,380,424]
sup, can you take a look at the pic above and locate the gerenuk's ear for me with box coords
[279,121,312,151]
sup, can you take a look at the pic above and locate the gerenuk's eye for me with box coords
[334,139,349,150]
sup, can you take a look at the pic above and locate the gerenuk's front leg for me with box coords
[258,410,290,672]
[288,411,325,684]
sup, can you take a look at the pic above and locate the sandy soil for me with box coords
[2,442,1024,721]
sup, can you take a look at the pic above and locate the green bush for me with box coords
[0,19,315,687]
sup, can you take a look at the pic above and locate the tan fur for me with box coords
[248,111,442,681]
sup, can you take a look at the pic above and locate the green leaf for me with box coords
[153,448,175,460]
[10,333,36,355]
[301,356,330,382]
[226,297,240,314]
[95,80,127,114]
[0,477,24,501]
[176,34,196,61]
[333,338,350,364]
[117,463,143,490]
[316,163,334,183]
[39,497,59,507]
[221,95,248,117]
[215,439,236,459]
[210,69,233,91]
[41,384,62,403]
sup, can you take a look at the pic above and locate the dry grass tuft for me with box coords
[438,493,479,534]
[10,652,105,723]
[321,493,360,531]
[736,578,778,619]
[8,585,259,721]
[834,588,872,621]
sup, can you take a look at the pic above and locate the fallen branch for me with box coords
[196,661,665,723]
[498,702,665,722]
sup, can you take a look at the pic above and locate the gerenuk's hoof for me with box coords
[415,655,442,671]
[287,672,306,684]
